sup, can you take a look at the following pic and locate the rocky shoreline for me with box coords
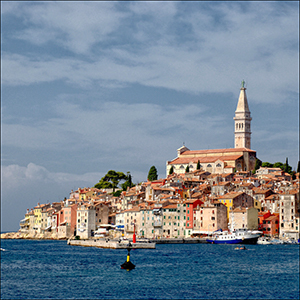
[1,232,67,240]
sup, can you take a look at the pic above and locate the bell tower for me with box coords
[233,80,252,149]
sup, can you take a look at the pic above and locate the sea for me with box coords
[1,239,299,299]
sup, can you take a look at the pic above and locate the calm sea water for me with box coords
[1,239,299,299]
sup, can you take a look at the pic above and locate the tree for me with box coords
[285,157,289,173]
[253,158,262,174]
[169,165,174,175]
[273,162,284,169]
[185,165,190,173]
[94,170,127,192]
[196,160,201,170]
[262,162,273,168]
[148,166,158,181]
[121,172,135,191]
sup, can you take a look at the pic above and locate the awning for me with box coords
[60,221,67,226]
[99,224,115,228]
[192,230,212,235]
[45,225,51,230]
[116,225,124,229]
[95,228,106,234]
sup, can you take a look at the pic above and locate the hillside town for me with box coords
[4,83,299,243]
[14,165,300,242]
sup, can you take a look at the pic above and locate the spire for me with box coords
[235,80,250,113]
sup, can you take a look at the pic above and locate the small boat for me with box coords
[235,246,247,250]
[257,237,272,245]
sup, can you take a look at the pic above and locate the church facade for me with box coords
[166,82,257,175]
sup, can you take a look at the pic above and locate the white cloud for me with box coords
[1,100,220,158]
[2,163,104,189]
[2,2,298,104]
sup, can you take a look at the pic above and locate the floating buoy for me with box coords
[121,243,135,271]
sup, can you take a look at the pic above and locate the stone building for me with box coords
[279,190,300,241]
[193,201,228,234]
[76,203,96,239]
[166,82,256,176]
[229,207,258,230]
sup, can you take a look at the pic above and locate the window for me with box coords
[187,210,190,214]
[207,164,212,168]
[184,216,186,220]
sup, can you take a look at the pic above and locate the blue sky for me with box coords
[1,1,299,231]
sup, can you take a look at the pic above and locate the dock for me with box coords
[150,237,207,244]
[68,239,156,249]
[68,237,208,248]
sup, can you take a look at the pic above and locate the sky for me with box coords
[1,1,299,231]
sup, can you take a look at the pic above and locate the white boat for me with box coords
[206,214,261,244]
[257,237,272,245]
[207,228,261,244]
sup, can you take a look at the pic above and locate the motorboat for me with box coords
[206,215,261,244]
[257,237,272,245]
[207,228,261,244]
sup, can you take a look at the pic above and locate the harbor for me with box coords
[67,237,209,249]
[67,238,156,249]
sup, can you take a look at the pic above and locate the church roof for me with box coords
[168,154,243,165]
[179,147,255,156]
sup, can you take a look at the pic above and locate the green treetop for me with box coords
[148,166,158,181]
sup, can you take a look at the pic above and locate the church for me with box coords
[166,81,257,175]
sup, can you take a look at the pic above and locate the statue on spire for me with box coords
[241,80,245,88]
